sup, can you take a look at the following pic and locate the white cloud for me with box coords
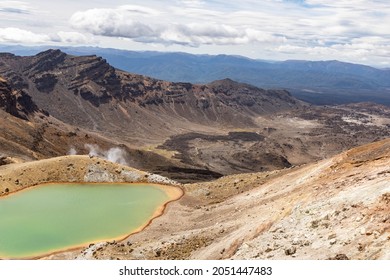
[56,31,90,44]
[0,27,50,43]
[0,0,390,65]
[178,0,206,8]
[0,27,93,45]
[70,8,159,39]
[70,6,285,47]
[159,24,285,46]
[274,35,390,64]
[119,5,161,15]
[0,1,31,14]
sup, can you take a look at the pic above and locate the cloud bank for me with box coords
[0,1,31,14]
[0,0,390,65]
[0,28,89,44]
[69,6,285,47]
[0,28,49,43]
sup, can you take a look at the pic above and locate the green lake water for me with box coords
[0,183,171,259]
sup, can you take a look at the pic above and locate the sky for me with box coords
[0,0,389,66]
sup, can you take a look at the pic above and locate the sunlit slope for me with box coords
[87,139,390,260]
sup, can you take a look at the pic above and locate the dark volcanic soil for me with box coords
[158,104,390,175]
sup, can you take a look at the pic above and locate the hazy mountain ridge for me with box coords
[0,49,303,136]
[66,47,390,106]
[2,45,388,105]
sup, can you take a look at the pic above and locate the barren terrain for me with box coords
[1,50,390,260]
[6,139,385,260]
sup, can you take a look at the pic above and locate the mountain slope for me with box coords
[55,138,390,260]
[0,75,222,182]
[1,50,390,179]
[0,76,41,120]
[0,50,303,144]
[36,47,390,105]
[2,46,390,105]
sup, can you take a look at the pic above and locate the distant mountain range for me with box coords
[1,45,389,105]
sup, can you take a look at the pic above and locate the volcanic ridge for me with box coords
[0,49,389,260]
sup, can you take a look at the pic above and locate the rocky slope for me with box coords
[1,50,390,260]
[0,49,303,144]
[0,75,221,182]
[1,50,390,178]
[43,138,389,260]
[0,50,314,176]
[0,76,41,120]
[0,107,221,183]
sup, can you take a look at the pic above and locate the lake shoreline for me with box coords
[0,155,180,198]
[0,182,184,260]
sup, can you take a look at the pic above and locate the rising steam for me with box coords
[67,147,77,155]
[67,144,128,165]
[105,147,128,165]
[84,144,128,165]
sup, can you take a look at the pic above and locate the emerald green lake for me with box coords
[0,183,174,259]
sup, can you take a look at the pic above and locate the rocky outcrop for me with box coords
[0,155,181,196]
[0,76,40,120]
[25,49,67,74]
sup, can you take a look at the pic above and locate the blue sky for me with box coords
[0,0,389,66]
